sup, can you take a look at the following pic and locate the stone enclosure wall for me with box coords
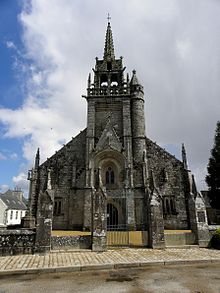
[0,229,35,256]
[51,235,91,250]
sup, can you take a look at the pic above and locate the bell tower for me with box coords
[83,19,146,230]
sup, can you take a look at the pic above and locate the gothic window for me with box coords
[163,197,176,215]
[166,199,170,214]
[54,198,62,216]
[170,198,175,214]
[160,168,168,185]
[106,167,115,184]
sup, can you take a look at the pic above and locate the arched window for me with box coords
[166,198,170,214]
[106,167,114,184]
[163,197,176,215]
[170,198,175,214]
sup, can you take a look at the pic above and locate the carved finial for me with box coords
[182,143,188,170]
[88,73,91,88]
[130,69,140,86]
[47,168,52,190]
[34,148,40,169]
[127,73,130,84]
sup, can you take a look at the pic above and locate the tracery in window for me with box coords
[106,167,115,184]
[163,196,176,215]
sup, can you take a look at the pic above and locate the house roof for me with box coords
[0,193,27,210]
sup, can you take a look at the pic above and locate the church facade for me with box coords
[27,21,210,250]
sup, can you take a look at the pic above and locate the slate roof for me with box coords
[0,193,27,210]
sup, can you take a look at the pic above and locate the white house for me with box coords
[0,189,27,227]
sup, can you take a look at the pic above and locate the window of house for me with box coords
[15,211,18,220]
[10,210,13,220]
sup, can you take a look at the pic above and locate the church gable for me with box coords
[96,120,122,152]
[146,138,183,166]
[42,128,87,168]
[146,137,185,190]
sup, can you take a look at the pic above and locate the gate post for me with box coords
[148,190,165,249]
[91,188,107,251]
[91,168,107,251]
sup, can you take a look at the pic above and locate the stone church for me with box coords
[26,21,210,251]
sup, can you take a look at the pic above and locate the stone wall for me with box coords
[146,138,189,229]
[51,235,91,250]
[0,229,35,256]
[36,130,87,231]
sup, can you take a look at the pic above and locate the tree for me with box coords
[206,121,220,209]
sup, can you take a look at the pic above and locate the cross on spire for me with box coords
[107,13,111,23]
[103,16,115,60]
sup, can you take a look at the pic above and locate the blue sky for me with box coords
[0,1,26,192]
[0,0,220,194]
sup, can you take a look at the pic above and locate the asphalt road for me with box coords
[0,263,219,293]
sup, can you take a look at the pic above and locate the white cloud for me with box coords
[5,41,17,49]
[0,0,219,190]
[0,185,9,193]
[12,172,29,191]
[10,153,18,160]
[0,152,7,160]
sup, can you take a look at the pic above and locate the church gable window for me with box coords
[163,196,176,216]
[54,198,63,216]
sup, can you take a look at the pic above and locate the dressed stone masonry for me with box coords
[24,20,210,252]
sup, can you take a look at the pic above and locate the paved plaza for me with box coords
[0,248,220,275]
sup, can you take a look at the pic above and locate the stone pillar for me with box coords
[34,190,54,253]
[22,168,39,229]
[91,187,107,251]
[83,187,93,231]
[125,189,136,230]
[188,193,210,247]
[148,190,165,249]
[187,171,210,247]
[85,100,95,187]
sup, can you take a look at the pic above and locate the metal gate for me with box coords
[107,225,129,246]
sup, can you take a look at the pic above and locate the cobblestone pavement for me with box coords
[0,248,220,275]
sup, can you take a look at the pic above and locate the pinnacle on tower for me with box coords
[103,17,115,61]
[34,148,40,169]
[182,143,188,170]
[130,70,140,86]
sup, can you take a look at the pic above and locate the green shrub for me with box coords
[210,228,220,249]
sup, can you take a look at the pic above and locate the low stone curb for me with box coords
[0,259,220,277]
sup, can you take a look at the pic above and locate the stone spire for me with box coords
[130,69,140,86]
[34,148,40,169]
[182,143,188,170]
[103,20,115,60]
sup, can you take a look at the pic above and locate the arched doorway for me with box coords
[107,203,118,229]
